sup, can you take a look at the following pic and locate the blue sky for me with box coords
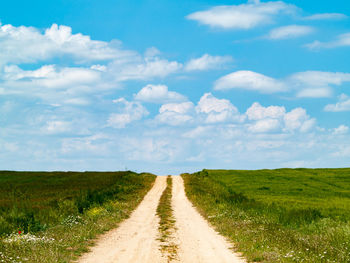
[0,0,350,174]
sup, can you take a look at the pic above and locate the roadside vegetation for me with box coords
[183,168,350,262]
[0,171,155,263]
[156,176,178,262]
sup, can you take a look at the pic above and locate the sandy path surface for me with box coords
[172,176,245,263]
[78,176,167,263]
[78,175,246,263]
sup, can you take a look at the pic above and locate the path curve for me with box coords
[78,176,167,263]
[172,176,246,263]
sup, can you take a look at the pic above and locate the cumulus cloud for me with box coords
[185,54,233,71]
[246,102,286,120]
[0,23,187,106]
[303,13,348,20]
[107,98,149,128]
[268,25,314,39]
[324,94,350,112]
[0,23,134,65]
[155,93,244,126]
[284,108,315,132]
[245,102,315,133]
[1,64,103,104]
[186,1,296,30]
[214,70,286,93]
[0,22,184,92]
[306,33,350,50]
[196,93,242,123]
[156,102,195,126]
[134,84,187,103]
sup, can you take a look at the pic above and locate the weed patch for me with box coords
[156,176,178,262]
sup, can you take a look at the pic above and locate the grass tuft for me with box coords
[156,176,178,262]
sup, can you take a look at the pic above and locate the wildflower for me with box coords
[18,230,22,235]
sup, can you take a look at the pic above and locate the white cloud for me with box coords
[44,120,71,134]
[248,118,281,133]
[245,102,315,133]
[303,13,348,21]
[134,84,187,103]
[268,25,314,39]
[306,33,350,50]
[196,93,242,123]
[332,125,349,135]
[246,102,286,120]
[155,97,315,134]
[155,102,194,126]
[186,1,296,30]
[156,111,194,126]
[324,94,350,112]
[296,88,331,98]
[113,57,182,81]
[214,70,350,98]
[214,70,286,93]
[185,54,233,71]
[0,23,134,65]
[284,108,315,132]
[291,71,350,86]
[290,71,350,98]
[107,98,149,128]
[159,102,195,114]
[0,22,184,98]
[1,65,103,104]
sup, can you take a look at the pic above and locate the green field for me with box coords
[0,171,155,263]
[183,168,350,262]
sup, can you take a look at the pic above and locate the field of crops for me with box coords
[183,168,350,262]
[0,171,155,263]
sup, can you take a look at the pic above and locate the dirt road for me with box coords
[78,176,245,263]
[172,176,245,263]
[78,176,167,263]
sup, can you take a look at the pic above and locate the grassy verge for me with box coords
[183,169,350,263]
[156,176,177,262]
[0,171,155,263]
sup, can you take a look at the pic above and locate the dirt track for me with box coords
[78,176,245,263]
[78,176,167,263]
[172,176,244,263]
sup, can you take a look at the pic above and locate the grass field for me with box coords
[183,168,350,263]
[0,171,155,263]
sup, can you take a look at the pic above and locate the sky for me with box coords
[0,0,350,174]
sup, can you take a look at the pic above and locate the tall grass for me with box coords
[183,168,350,262]
[0,171,155,263]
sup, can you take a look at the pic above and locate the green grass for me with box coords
[183,168,350,262]
[156,176,177,262]
[0,171,155,263]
